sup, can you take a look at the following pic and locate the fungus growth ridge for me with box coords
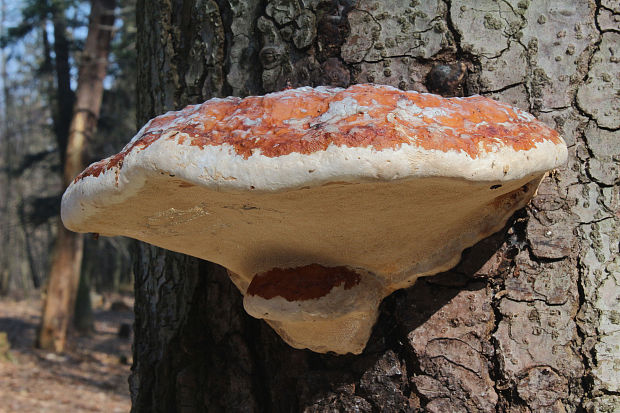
[75,84,562,182]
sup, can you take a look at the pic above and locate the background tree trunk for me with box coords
[131,1,618,411]
[50,2,75,167]
[39,0,117,351]
[0,0,11,291]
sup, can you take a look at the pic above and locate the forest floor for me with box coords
[0,294,133,412]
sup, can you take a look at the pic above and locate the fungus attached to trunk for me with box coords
[61,84,567,354]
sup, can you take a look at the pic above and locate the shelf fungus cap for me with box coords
[61,84,568,355]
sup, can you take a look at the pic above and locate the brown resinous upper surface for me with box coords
[246,264,362,302]
[75,84,563,182]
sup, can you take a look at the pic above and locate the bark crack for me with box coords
[575,243,595,410]
[490,272,510,406]
[480,82,525,95]
[431,354,483,378]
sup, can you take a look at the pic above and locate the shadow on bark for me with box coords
[137,218,516,412]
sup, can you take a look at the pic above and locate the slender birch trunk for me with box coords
[39,0,116,351]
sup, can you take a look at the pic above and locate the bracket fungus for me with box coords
[61,84,567,354]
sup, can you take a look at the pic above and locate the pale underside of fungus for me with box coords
[62,84,568,354]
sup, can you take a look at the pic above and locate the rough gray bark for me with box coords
[131,1,619,412]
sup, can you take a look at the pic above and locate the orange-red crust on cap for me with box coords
[246,264,361,302]
[75,84,563,182]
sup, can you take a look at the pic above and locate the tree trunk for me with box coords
[51,3,75,166]
[131,1,619,411]
[39,0,116,351]
[0,0,11,292]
